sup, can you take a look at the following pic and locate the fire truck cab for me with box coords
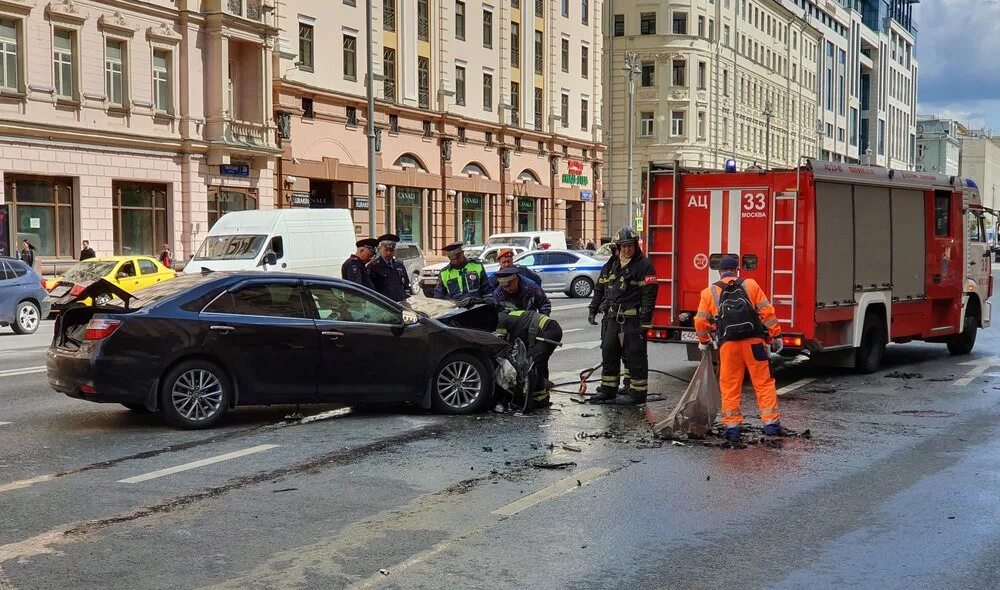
[644,159,993,372]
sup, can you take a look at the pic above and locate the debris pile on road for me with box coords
[650,351,719,440]
[885,371,924,379]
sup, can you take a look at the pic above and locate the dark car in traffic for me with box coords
[47,272,508,429]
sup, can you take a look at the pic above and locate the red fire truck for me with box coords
[643,159,994,372]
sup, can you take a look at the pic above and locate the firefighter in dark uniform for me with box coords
[341,238,378,289]
[496,309,563,410]
[433,242,493,300]
[493,266,551,315]
[587,226,659,405]
[367,233,412,302]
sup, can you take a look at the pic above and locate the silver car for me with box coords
[394,242,426,287]
[486,249,605,298]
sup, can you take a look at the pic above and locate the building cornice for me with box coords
[45,0,87,26]
[0,0,35,17]
[98,11,139,37]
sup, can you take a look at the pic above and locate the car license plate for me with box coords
[680,330,699,342]
[49,285,70,298]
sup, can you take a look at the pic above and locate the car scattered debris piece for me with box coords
[531,462,577,470]
[885,371,924,379]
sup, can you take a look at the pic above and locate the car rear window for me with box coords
[396,245,419,260]
[119,273,225,310]
[63,260,117,282]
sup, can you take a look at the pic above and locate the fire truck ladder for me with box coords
[769,190,797,327]
[648,190,677,323]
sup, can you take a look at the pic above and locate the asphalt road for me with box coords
[1,295,999,589]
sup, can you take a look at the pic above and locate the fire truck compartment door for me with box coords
[853,186,892,290]
[815,182,855,307]
[890,189,926,300]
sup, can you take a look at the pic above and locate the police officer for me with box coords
[433,242,492,300]
[496,309,563,410]
[341,238,378,289]
[587,226,658,405]
[367,233,412,302]
[489,248,543,289]
[493,266,551,315]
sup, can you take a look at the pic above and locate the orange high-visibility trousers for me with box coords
[718,338,780,427]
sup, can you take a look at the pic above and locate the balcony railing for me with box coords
[512,46,520,68]
[225,0,264,21]
[247,0,262,20]
[511,109,520,127]
[226,119,272,146]
[384,0,396,31]
[535,52,542,74]
[535,0,542,18]
[534,112,542,131]
[227,0,242,16]
[384,79,397,102]
[418,16,429,41]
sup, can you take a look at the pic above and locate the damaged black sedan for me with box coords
[46,272,508,429]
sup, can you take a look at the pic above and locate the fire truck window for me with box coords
[934,192,951,237]
[967,213,985,243]
[708,253,738,270]
[742,254,759,271]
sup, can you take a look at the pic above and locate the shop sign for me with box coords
[634,216,644,232]
[518,198,535,213]
[354,197,370,209]
[396,189,420,206]
[462,194,483,209]
[580,190,593,202]
[562,174,589,186]
[290,192,310,207]
[567,160,585,175]
[220,164,250,177]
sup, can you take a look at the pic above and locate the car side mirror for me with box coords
[117,272,128,279]
[402,310,420,326]
[261,251,278,267]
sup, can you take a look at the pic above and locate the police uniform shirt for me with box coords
[434,259,491,299]
[342,255,375,290]
[368,256,411,301]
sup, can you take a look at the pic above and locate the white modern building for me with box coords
[274,0,607,251]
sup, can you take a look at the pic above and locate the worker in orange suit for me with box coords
[694,254,786,442]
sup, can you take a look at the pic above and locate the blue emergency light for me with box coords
[725,159,737,172]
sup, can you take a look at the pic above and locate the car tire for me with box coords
[11,301,40,335]
[855,311,886,374]
[159,360,232,429]
[568,277,594,299]
[947,306,978,355]
[431,353,493,415]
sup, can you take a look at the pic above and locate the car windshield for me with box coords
[105,273,220,310]
[62,261,118,282]
[193,235,267,261]
[463,247,484,259]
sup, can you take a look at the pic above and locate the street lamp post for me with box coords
[365,0,377,237]
[622,51,641,229]
[763,101,774,170]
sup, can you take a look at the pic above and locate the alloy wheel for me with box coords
[171,369,224,422]
[17,304,39,332]
[436,360,484,409]
[572,278,593,298]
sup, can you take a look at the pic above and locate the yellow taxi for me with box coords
[45,256,177,307]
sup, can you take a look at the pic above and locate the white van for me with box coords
[184,209,356,277]
[485,231,567,250]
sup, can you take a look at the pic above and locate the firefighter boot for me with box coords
[724,426,742,442]
[614,391,647,406]
[588,386,618,403]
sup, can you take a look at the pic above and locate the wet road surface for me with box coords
[1,297,998,589]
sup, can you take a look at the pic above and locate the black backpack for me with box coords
[715,279,765,342]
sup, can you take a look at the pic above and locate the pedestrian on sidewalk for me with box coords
[159,243,173,269]
[19,240,35,269]
[693,254,786,442]
[79,240,96,261]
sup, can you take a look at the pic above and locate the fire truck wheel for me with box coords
[947,307,978,355]
[855,312,886,374]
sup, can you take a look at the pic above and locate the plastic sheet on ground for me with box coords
[652,351,720,439]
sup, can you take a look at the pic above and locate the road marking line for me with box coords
[0,422,10,426]
[117,444,279,484]
[492,467,608,516]
[0,366,46,378]
[551,303,592,311]
[777,378,816,396]
[562,328,583,334]
[954,364,990,387]
[0,474,56,494]
[555,339,601,352]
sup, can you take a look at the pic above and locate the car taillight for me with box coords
[85,318,121,341]
[781,335,804,347]
[70,284,85,297]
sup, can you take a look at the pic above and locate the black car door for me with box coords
[199,280,320,403]
[304,281,428,402]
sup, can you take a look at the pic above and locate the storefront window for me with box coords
[461,193,485,245]
[208,188,258,228]
[3,175,74,258]
[113,182,168,255]
[395,187,422,246]
[517,197,536,231]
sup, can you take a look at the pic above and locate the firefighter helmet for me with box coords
[613,226,639,246]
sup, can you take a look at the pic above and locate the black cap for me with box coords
[442,242,464,254]
[376,233,400,244]
[496,266,520,285]
[719,254,740,271]
[356,238,379,249]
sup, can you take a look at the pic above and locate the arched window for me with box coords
[393,153,428,172]
[461,162,490,178]
[518,169,541,184]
